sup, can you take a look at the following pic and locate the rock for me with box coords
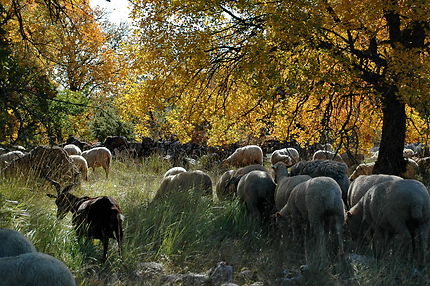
[208,261,233,286]
[133,262,165,284]
[179,273,209,285]
[238,269,254,281]
[221,283,240,286]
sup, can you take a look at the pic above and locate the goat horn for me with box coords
[42,170,61,194]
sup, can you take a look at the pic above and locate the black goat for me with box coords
[46,177,124,260]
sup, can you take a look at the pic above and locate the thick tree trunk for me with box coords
[373,87,406,175]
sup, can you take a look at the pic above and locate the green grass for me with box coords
[1,155,430,285]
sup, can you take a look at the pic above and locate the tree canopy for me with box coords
[116,0,430,174]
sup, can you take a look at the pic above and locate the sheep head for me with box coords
[45,175,77,219]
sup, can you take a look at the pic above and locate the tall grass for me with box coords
[1,155,430,285]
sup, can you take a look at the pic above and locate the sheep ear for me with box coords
[46,194,57,199]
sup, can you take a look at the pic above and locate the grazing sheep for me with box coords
[347,174,403,209]
[46,177,123,261]
[277,177,345,260]
[220,165,268,199]
[0,252,76,286]
[63,144,82,156]
[0,229,36,257]
[290,160,350,206]
[215,169,235,201]
[403,148,415,158]
[223,145,263,167]
[155,170,213,199]
[347,179,430,267]
[163,166,187,178]
[237,170,276,221]
[82,147,112,179]
[0,150,25,167]
[349,163,376,181]
[349,159,418,181]
[275,174,312,212]
[69,155,88,181]
[271,148,300,166]
[312,150,343,162]
[403,158,419,179]
[1,146,79,185]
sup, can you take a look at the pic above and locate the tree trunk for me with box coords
[373,86,406,175]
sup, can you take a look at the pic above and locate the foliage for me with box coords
[117,0,430,157]
[89,100,135,141]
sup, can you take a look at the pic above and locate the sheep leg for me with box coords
[102,234,109,261]
[103,166,109,179]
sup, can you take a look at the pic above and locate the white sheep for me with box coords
[0,252,76,286]
[0,229,37,257]
[312,150,343,162]
[270,148,299,166]
[289,160,350,206]
[349,159,418,181]
[0,150,25,167]
[223,145,263,167]
[69,155,88,181]
[164,166,187,178]
[403,148,415,158]
[237,170,276,221]
[155,170,213,199]
[347,174,403,209]
[347,179,430,267]
[277,177,345,261]
[349,163,376,181]
[81,147,112,179]
[63,144,82,156]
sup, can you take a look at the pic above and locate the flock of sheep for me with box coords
[1,141,430,284]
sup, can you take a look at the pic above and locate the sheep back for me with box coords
[0,229,36,257]
[312,150,343,162]
[63,144,82,156]
[237,170,276,220]
[156,170,213,198]
[82,147,112,178]
[347,174,403,209]
[0,252,75,286]
[290,160,349,205]
[275,175,312,211]
[224,145,263,167]
[164,167,187,178]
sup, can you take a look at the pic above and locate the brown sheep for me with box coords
[82,147,112,179]
[223,145,263,167]
[155,170,213,199]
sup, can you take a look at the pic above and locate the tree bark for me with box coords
[373,86,406,175]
